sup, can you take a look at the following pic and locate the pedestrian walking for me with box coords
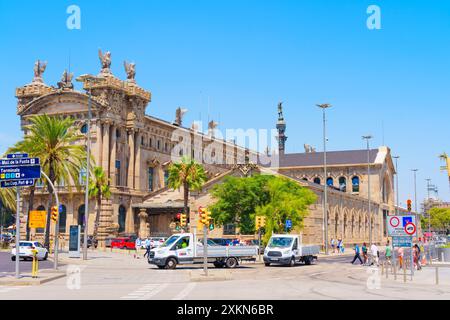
[351,243,363,265]
[362,242,368,265]
[135,237,142,257]
[385,241,392,265]
[413,244,422,270]
[337,238,342,254]
[398,247,404,269]
[370,243,379,266]
[144,237,151,258]
[340,240,345,253]
[331,238,336,254]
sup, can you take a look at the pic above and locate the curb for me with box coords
[0,272,66,286]
[189,270,233,282]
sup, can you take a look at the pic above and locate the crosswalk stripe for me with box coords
[172,283,196,300]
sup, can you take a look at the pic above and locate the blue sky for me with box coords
[0,0,449,207]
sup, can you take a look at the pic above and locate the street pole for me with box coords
[317,104,332,255]
[41,171,60,270]
[412,169,418,213]
[82,84,92,260]
[362,135,373,244]
[15,186,20,279]
[426,178,431,241]
[393,156,400,215]
[203,224,208,276]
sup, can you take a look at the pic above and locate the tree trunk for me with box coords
[92,192,101,247]
[26,184,36,241]
[44,163,55,249]
[183,181,189,216]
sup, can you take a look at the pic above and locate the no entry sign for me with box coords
[387,215,416,237]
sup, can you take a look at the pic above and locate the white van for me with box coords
[263,234,319,267]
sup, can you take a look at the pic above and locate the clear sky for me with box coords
[0,0,449,208]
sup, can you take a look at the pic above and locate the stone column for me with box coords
[109,123,117,185]
[138,208,149,238]
[125,204,135,234]
[102,121,111,177]
[127,129,135,189]
[134,130,142,191]
[95,120,102,167]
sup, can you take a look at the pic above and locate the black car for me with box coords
[81,236,98,248]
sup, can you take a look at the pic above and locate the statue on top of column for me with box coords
[33,60,47,83]
[277,102,284,121]
[98,49,112,74]
[57,69,74,89]
[208,120,219,138]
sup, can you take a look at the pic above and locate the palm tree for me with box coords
[20,115,87,248]
[0,188,16,212]
[167,157,207,217]
[88,166,111,246]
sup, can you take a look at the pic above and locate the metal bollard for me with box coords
[435,267,439,285]
[441,252,445,263]
[381,262,384,275]
[31,249,38,278]
[393,262,397,280]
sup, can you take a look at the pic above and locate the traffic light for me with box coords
[209,219,215,231]
[199,207,211,226]
[407,199,412,212]
[51,206,58,222]
[175,213,181,222]
[255,216,266,230]
[180,213,187,227]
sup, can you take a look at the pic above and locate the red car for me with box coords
[111,237,136,249]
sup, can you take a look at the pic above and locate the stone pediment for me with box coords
[17,90,106,117]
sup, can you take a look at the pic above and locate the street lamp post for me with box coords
[76,74,103,260]
[426,178,431,240]
[393,156,400,215]
[411,169,419,213]
[317,103,332,255]
[362,135,373,244]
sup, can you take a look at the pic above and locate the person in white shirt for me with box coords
[370,243,379,266]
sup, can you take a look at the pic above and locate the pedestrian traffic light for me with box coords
[180,213,187,227]
[407,199,412,212]
[209,219,215,231]
[51,206,58,222]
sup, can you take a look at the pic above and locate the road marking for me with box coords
[120,283,169,300]
[172,283,197,300]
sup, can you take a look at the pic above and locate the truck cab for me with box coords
[263,234,318,267]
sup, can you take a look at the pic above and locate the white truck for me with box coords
[147,233,258,269]
[263,234,319,267]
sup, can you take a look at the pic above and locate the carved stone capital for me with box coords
[138,208,148,219]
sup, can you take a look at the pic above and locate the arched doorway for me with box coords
[78,205,85,232]
[118,205,126,233]
[59,205,67,233]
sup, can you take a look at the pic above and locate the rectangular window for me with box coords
[148,167,154,192]
[116,160,121,186]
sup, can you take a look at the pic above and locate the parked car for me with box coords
[111,237,136,249]
[11,241,48,261]
[149,237,167,249]
[210,238,233,246]
[81,236,98,248]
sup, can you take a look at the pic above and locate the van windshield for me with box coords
[268,237,293,249]
[160,235,179,248]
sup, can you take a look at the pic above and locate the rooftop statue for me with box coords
[277,102,284,120]
[57,69,74,89]
[98,49,112,73]
[174,107,188,126]
[33,60,47,83]
[124,61,136,81]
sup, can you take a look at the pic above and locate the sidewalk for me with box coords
[0,269,65,286]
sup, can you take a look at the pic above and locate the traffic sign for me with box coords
[404,222,417,236]
[0,165,41,181]
[387,215,416,237]
[392,236,412,248]
[0,158,40,167]
[285,219,292,229]
[6,153,29,159]
[0,179,35,188]
[29,210,46,229]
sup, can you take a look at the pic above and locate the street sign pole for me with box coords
[15,186,20,279]
[410,237,414,279]
[203,224,208,276]
[258,227,261,262]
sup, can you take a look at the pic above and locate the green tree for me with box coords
[19,115,87,248]
[167,157,207,216]
[209,175,272,234]
[89,166,111,246]
[426,207,450,232]
[255,177,317,243]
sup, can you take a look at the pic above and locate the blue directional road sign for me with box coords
[285,219,292,229]
[1,179,35,188]
[0,158,40,167]
[6,153,28,159]
[0,165,41,181]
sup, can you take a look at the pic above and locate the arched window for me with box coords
[352,176,360,193]
[78,205,85,232]
[36,205,45,233]
[59,205,67,233]
[80,124,88,134]
[116,128,120,138]
[326,177,334,186]
[118,206,126,233]
[313,177,321,184]
[339,177,347,192]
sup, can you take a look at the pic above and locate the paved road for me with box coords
[0,251,448,300]
[0,252,55,276]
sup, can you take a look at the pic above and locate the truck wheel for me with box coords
[165,257,177,269]
[225,257,238,268]
[305,256,312,265]
[157,265,165,269]
[11,256,16,261]
[289,256,296,267]
[213,261,225,268]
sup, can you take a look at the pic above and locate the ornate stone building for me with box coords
[15,52,397,246]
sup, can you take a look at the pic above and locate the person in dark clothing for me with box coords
[351,243,363,265]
